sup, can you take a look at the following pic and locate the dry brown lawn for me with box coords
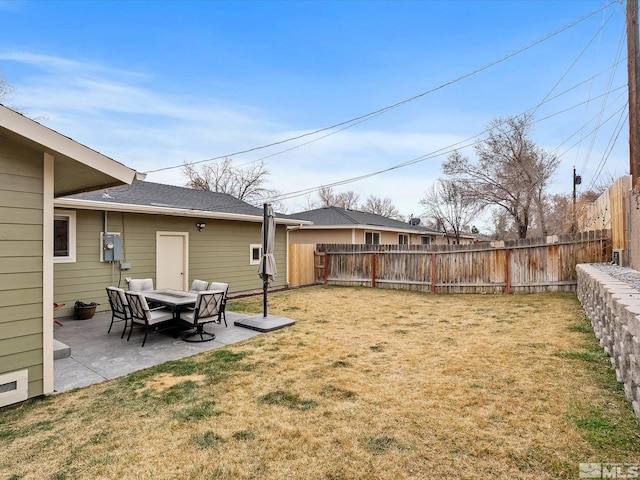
[2,286,640,479]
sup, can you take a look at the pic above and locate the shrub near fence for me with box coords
[316,230,611,294]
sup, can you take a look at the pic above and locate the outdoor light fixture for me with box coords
[196,223,206,232]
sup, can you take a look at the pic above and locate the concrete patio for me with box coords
[53,309,263,393]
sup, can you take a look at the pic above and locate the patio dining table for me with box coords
[141,289,198,322]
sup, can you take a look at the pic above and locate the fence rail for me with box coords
[308,230,610,294]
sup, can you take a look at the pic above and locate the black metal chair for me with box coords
[208,282,229,327]
[181,290,225,342]
[106,286,130,338]
[125,291,174,347]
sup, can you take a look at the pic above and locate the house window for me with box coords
[398,234,409,245]
[365,231,380,245]
[420,236,431,245]
[250,244,262,265]
[53,210,76,263]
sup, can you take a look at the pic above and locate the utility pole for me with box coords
[628,0,640,183]
[573,166,581,233]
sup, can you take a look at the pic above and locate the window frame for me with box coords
[398,234,409,245]
[250,244,263,265]
[364,231,380,245]
[420,236,432,245]
[53,210,76,264]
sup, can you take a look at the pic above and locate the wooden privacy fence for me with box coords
[307,230,611,294]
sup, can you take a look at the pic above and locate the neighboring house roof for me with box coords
[288,206,443,235]
[56,181,311,226]
[0,104,140,196]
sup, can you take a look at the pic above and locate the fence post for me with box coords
[431,252,436,293]
[371,252,376,288]
[324,252,329,285]
[505,249,511,294]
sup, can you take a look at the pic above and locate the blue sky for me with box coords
[0,0,630,227]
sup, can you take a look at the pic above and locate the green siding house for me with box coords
[53,181,308,319]
[0,105,138,407]
[1,104,308,408]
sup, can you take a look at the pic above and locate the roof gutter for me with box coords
[53,198,312,226]
[292,223,445,236]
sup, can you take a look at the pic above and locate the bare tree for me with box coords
[361,195,404,220]
[442,114,559,239]
[0,72,14,104]
[420,179,482,243]
[0,73,45,120]
[182,158,279,206]
[317,187,360,209]
[489,209,516,240]
[317,187,336,207]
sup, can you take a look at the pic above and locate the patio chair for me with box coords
[181,290,225,342]
[106,286,130,338]
[125,291,174,347]
[128,278,154,292]
[208,282,229,327]
[189,279,209,293]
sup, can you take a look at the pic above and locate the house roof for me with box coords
[288,206,442,235]
[56,181,312,226]
[0,104,140,196]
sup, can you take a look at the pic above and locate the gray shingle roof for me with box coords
[66,181,267,217]
[290,206,440,234]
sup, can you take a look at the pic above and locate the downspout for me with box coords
[286,225,290,288]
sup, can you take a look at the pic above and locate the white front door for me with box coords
[156,232,188,290]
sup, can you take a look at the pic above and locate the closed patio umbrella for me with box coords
[258,204,277,317]
[235,203,294,332]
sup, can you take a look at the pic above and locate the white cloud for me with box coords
[0,50,520,219]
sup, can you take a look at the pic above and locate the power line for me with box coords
[238,59,627,171]
[263,85,628,205]
[580,18,627,174]
[144,1,618,175]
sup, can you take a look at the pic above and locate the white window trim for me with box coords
[398,234,409,245]
[364,231,380,245]
[53,209,76,264]
[250,244,262,265]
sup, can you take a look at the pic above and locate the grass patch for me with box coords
[362,435,399,454]
[257,390,319,411]
[554,350,608,362]
[573,410,640,453]
[331,360,352,368]
[174,401,219,421]
[320,385,358,400]
[232,430,256,441]
[192,431,224,449]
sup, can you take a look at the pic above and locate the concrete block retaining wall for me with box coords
[576,264,640,419]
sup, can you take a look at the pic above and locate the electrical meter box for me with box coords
[102,233,122,262]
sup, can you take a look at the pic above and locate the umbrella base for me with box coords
[234,314,295,332]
